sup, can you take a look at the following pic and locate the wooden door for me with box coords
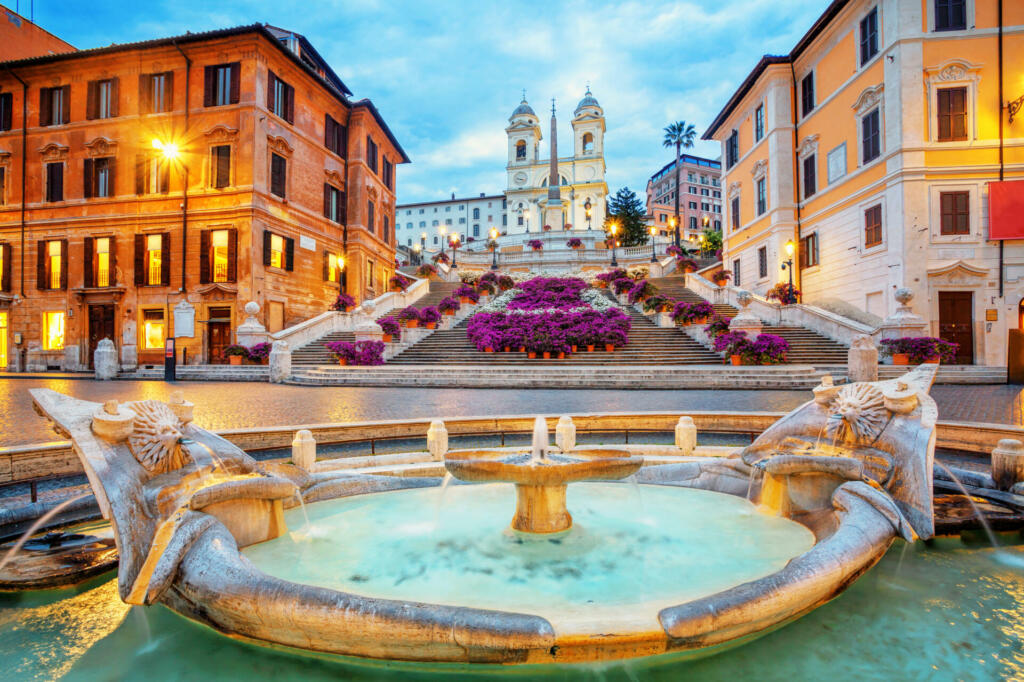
[938,291,973,364]
[207,306,232,364]
[87,304,115,369]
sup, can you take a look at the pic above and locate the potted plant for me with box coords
[433,252,450,265]
[766,282,801,305]
[703,315,732,340]
[497,275,515,291]
[628,279,657,305]
[671,301,693,326]
[352,340,386,366]
[567,237,583,249]
[378,316,400,343]
[611,277,634,296]
[603,328,628,353]
[247,342,272,365]
[416,263,438,279]
[880,337,958,365]
[223,344,249,366]
[643,294,672,314]
[685,301,714,325]
[666,244,684,258]
[324,340,355,366]
[454,284,480,304]
[389,273,413,292]
[711,269,732,286]
[419,306,442,329]
[477,280,496,298]
[542,225,552,232]
[396,306,421,328]
[748,333,789,365]
[528,239,544,251]
[677,258,698,273]
[713,330,752,366]
[330,292,357,312]
[438,296,460,316]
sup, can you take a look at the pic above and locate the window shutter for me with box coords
[83,158,95,199]
[139,74,150,114]
[86,81,97,120]
[135,154,145,194]
[109,77,119,117]
[134,234,144,285]
[39,88,50,126]
[267,70,276,112]
[60,86,70,123]
[160,232,171,286]
[59,239,68,289]
[203,66,215,106]
[324,115,333,150]
[199,229,210,284]
[285,237,295,271]
[340,191,346,223]
[323,250,329,281]
[227,228,237,282]
[263,230,272,267]
[0,92,11,131]
[286,84,294,123]
[159,160,169,193]
[84,236,94,287]
[109,236,117,285]
[216,146,230,187]
[324,183,331,218]
[108,161,116,198]
[36,240,45,289]
[162,71,173,112]
[1,243,10,292]
[229,63,240,104]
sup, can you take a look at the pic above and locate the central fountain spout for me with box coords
[531,416,548,462]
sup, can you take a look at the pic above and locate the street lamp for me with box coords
[649,225,658,262]
[489,227,499,270]
[669,216,678,249]
[584,198,592,230]
[449,233,460,269]
[412,243,421,265]
[420,231,427,262]
[609,221,619,267]
[152,138,187,293]
[781,239,796,296]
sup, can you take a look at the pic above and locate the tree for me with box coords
[662,121,697,247]
[604,187,649,247]
[700,227,722,257]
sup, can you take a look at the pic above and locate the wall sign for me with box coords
[986,309,998,321]
[300,235,316,251]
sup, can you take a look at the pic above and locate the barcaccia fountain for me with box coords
[27,364,940,666]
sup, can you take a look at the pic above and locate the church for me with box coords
[504,88,608,235]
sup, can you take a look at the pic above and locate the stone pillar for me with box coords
[268,340,291,383]
[427,420,449,461]
[555,416,576,453]
[93,338,119,380]
[675,416,697,455]
[236,301,270,347]
[992,439,1024,491]
[656,311,674,328]
[728,290,762,338]
[875,288,929,352]
[291,429,317,471]
[354,321,385,344]
[847,334,878,383]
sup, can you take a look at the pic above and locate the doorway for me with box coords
[207,306,232,364]
[938,291,974,364]
[87,304,115,369]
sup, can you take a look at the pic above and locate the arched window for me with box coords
[473,224,480,236]
[473,207,480,219]
[515,140,526,160]
[582,132,594,153]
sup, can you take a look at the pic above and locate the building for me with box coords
[0,7,74,61]
[645,154,723,241]
[704,0,1023,367]
[396,192,506,253]
[0,23,407,371]
[505,89,608,234]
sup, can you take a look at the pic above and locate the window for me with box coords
[515,140,526,160]
[0,92,13,131]
[864,204,883,247]
[264,231,294,271]
[725,130,739,168]
[801,73,815,117]
[84,157,114,199]
[146,234,162,286]
[367,200,376,234]
[135,154,169,194]
[85,236,114,287]
[714,220,721,231]
[861,108,881,163]
[937,87,967,141]
[270,153,287,198]
[204,63,239,107]
[803,155,816,199]
[141,72,172,114]
[0,167,6,206]
[472,207,480,219]
[754,105,764,141]
[45,162,63,202]
[211,145,231,189]
[689,186,697,194]
[86,78,118,119]
[934,0,966,31]
[324,251,342,283]
[458,217,465,224]
[382,158,394,189]
[383,215,390,244]
[324,184,345,223]
[701,202,709,211]
[42,311,65,350]
[701,188,709,196]
[756,178,767,216]
[689,216,697,230]
[827,143,847,184]
[37,239,66,290]
[141,310,164,351]
[582,132,594,153]
[133,233,169,286]
[39,85,69,126]
[731,197,740,230]
[758,246,768,278]
[325,115,347,156]
[267,71,294,123]
[0,242,10,292]
[799,233,819,268]
[366,136,379,173]
[688,201,697,209]
[860,8,879,66]
[201,229,236,284]
[732,259,741,286]
[473,224,480,237]
[940,191,970,235]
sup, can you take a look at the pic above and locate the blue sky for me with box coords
[24,0,825,203]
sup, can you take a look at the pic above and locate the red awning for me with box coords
[989,179,1024,240]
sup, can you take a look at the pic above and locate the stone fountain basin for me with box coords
[443,449,643,485]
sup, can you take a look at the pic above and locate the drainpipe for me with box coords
[997,0,1004,299]
[172,41,191,294]
[341,108,351,296]
[6,68,26,296]
[789,61,803,297]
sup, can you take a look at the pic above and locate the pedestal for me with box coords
[93,338,119,380]
[512,484,571,533]
[269,341,291,383]
[847,334,878,383]
[236,301,270,347]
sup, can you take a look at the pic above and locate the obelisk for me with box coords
[541,98,566,231]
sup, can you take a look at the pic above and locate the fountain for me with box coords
[22,364,958,665]
[443,417,643,533]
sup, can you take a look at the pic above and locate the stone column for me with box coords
[555,416,576,453]
[268,340,291,383]
[675,416,697,455]
[992,439,1024,491]
[93,338,119,380]
[291,429,317,471]
[847,334,878,383]
[427,420,448,461]
[728,290,762,338]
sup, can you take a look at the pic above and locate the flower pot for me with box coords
[520,346,527,352]
[605,344,615,352]
[542,351,551,359]
[345,305,355,313]
[444,310,455,316]
[425,322,437,329]
[557,352,565,359]
[683,267,695,273]
[405,320,419,328]
[571,345,578,353]
[893,353,910,365]
[925,356,940,364]
[460,296,471,304]
[714,279,728,286]
[484,347,494,353]
[586,344,595,352]
[695,317,708,325]
[596,281,607,289]
[527,352,537,359]
[730,355,742,366]
[382,334,393,343]
[228,356,242,366]
[504,346,511,353]
[337,358,348,366]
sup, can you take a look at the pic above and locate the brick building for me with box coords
[0,23,407,371]
[0,7,74,61]
[645,154,723,242]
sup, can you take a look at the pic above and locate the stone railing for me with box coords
[456,245,673,272]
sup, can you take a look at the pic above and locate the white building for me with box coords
[396,193,507,251]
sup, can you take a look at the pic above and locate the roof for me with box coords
[512,99,537,118]
[352,99,410,164]
[263,24,351,96]
[701,0,851,140]
[649,154,721,184]
[397,193,505,208]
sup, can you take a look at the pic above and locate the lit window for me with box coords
[42,311,65,350]
[48,240,61,289]
[146,234,162,286]
[212,230,229,282]
[142,309,165,350]
[95,237,110,287]
[270,234,284,269]
[0,311,6,368]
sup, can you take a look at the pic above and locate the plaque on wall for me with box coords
[986,309,998,322]
[173,300,196,338]
[300,235,316,251]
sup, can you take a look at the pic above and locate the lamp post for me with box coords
[449,233,460,269]
[649,225,658,262]
[437,225,446,265]
[420,231,427,261]
[609,221,619,267]
[152,139,186,291]
[670,215,679,249]
[412,243,421,265]
[781,239,795,295]
[584,198,592,230]
[489,227,499,270]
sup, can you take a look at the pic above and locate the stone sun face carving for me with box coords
[825,383,888,444]
[126,400,190,475]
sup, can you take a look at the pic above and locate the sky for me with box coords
[19,0,826,204]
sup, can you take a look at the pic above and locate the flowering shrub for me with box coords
[710,269,732,284]
[330,293,357,311]
[567,238,583,248]
[643,294,673,313]
[528,239,544,250]
[666,244,684,258]
[396,306,421,323]
[247,342,272,362]
[459,272,479,284]
[766,282,800,305]
[223,344,249,358]
[438,296,460,314]
[879,337,958,363]
[416,263,437,278]
[747,334,789,364]
[507,277,589,311]
[671,300,714,323]
[703,315,732,339]
[676,258,698,272]
[418,306,442,325]
[595,269,628,285]
[627,279,657,304]
[433,252,450,264]
[497,275,515,290]
[378,316,401,340]
[611,277,635,295]
[712,330,752,357]
[476,280,496,296]
[454,284,481,303]
[479,271,498,285]
[324,340,386,366]
[467,309,630,353]
[389,273,413,291]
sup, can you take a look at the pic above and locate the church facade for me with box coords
[504,90,608,235]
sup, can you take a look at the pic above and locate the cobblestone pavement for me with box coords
[0,379,1020,447]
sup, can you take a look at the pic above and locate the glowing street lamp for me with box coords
[608,221,619,267]
[489,227,500,270]
[151,138,187,295]
[412,243,422,265]
[449,233,460,269]
[781,239,796,296]
[584,198,592,230]
[649,225,658,262]
[669,216,678,249]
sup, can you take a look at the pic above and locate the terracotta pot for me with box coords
[605,344,615,352]
[337,358,348,366]
[596,281,607,289]
[484,347,494,353]
[571,345,578,353]
[925,356,940,364]
[586,344,595,352]
[695,317,708,325]
[683,266,695,273]
[730,355,742,366]
[520,346,527,352]
[405,320,419,328]
[460,296,471,304]
[443,309,455,316]
[345,305,355,312]
[426,322,437,329]
[714,279,728,286]
[893,353,910,365]
[228,355,242,366]
[543,351,551,359]
[527,352,537,359]
[382,334,393,343]
[504,346,511,353]
[557,352,565,359]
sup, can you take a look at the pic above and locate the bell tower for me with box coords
[506,92,541,167]
[572,86,605,157]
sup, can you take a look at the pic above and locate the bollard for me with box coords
[427,420,449,461]
[555,416,576,453]
[291,429,317,471]
[992,439,1024,491]
[675,416,697,455]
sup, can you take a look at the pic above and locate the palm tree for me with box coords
[663,121,697,248]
